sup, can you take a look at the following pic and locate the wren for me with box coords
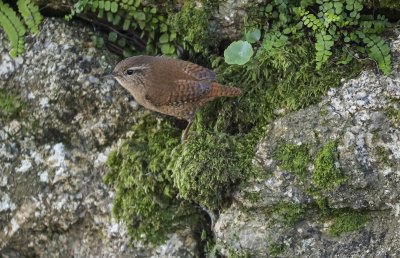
[110,55,241,141]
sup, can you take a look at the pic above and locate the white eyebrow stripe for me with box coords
[128,65,149,71]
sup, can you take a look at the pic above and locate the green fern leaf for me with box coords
[65,0,91,20]
[315,32,334,69]
[0,1,26,57]
[363,35,392,75]
[302,12,322,31]
[17,0,43,34]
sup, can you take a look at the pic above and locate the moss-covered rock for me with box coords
[104,115,201,243]
[214,31,400,256]
[171,132,255,210]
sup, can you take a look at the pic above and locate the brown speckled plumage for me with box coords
[111,55,241,141]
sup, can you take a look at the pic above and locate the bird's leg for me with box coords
[181,118,194,143]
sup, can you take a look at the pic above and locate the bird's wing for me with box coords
[154,56,217,81]
[146,80,212,107]
[178,60,217,81]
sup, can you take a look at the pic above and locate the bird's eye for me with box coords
[126,69,134,75]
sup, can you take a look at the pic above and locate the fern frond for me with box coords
[0,1,26,57]
[17,0,43,34]
[302,12,322,31]
[65,0,91,21]
[315,32,334,69]
[362,35,392,75]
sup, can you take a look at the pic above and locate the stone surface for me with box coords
[0,18,197,257]
[214,31,400,256]
[211,0,264,40]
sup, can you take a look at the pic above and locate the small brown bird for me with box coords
[111,55,241,141]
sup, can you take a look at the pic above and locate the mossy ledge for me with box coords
[102,0,384,248]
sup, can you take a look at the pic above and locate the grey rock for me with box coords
[212,0,264,40]
[0,18,197,257]
[214,31,400,256]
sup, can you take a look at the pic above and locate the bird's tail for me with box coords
[208,82,241,97]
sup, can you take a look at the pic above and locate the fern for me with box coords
[0,1,26,58]
[302,12,323,31]
[295,0,392,73]
[362,34,392,75]
[315,32,334,69]
[66,0,179,56]
[17,0,43,34]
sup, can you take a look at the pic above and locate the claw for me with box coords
[181,119,193,143]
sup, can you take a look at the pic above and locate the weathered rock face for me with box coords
[211,0,264,40]
[214,32,400,256]
[0,18,197,257]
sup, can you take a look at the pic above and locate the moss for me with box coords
[385,106,400,123]
[0,90,25,120]
[328,211,369,236]
[315,197,331,216]
[243,191,263,203]
[319,108,328,116]
[375,145,393,166]
[275,142,311,179]
[312,141,346,190]
[105,36,362,243]
[227,250,252,258]
[168,0,213,53]
[206,40,361,135]
[104,115,200,243]
[273,202,306,227]
[171,132,257,210]
[269,242,286,257]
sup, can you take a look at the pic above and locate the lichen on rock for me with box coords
[214,29,400,257]
[0,18,197,257]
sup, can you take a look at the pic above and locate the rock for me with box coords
[33,0,74,15]
[0,18,197,257]
[211,0,264,40]
[214,30,400,256]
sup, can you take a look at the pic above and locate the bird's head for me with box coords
[110,56,150,88]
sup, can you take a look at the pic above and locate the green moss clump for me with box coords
[104,115,199,243]
[275,142,311,179]
[227,250,252,258]
[269,242,286,257]
[328,211,369,236]
[207,41,361,134]
[375,146,392,166]
[385,106,400,123]
[0,90,25,120]
[171,132,256,210]
[273,202,306,227]
[312,141,346,190]
[168,0,212,53]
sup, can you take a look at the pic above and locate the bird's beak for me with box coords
[104,71,119,78]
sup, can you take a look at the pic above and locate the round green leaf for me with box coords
[161,43,175,55]
[105,1,111,11]
[110,2,118,13]
[123,19,131,30]
[134,11,146,21]
[159,33,169,44]
[118,38,127,47]
[224,41,254,65]
[245,28,261,43]
[108,32,118,42]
